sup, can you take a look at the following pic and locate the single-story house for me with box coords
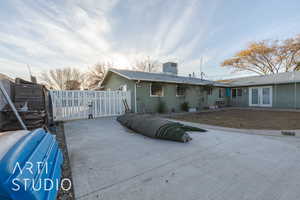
[224,71,300,109]
[101,62,300,112]
[101,62,229,113]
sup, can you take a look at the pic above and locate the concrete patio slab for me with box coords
[64,117,300,200]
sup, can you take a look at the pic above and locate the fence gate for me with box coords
[50,90,131,121]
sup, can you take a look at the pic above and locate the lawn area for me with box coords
[169,109,300,130]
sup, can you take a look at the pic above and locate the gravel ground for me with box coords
[169,109,300,130]
[50,122,75,200]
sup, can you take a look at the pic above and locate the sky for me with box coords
[0,0,300,81]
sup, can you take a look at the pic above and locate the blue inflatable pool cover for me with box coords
[0,129,63,200]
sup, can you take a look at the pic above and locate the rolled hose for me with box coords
[117,114,206,143]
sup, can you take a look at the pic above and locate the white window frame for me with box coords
[249,86,272,107]
[218,88,225,99]
[176,85,185,97]
[150,83,164,97]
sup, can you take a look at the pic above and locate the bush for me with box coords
[181,102,189,112]
[157,99,166,113]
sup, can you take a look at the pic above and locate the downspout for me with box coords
[134,81,137,113]
[294,71,297,109]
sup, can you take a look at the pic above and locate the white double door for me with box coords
[249,86,272,107]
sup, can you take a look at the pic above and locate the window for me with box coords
[232,89,237,98]
[237,88,243,96]
[207,87,213,96]
[218,88,225,98]
[232,88,242,98]
[176,85,185,96]
[150,83,163,96]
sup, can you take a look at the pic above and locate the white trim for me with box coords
[150,83,164,97]
[176,84,185,97]
[104,69,227,87]
[100,70,132,87]
[218,88,226,99]
[249,86,272,107]
[109,69,132,79]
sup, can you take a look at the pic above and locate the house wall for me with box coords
[229,83,300,109]
[230,87,249,107]
[135,82,228,113]
[102,73,137,112]
[207,87,226,106]
[103,73,229,113]
[136,82,209,113]
[272,83,300,109]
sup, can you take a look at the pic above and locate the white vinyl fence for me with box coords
[50,90,131,121]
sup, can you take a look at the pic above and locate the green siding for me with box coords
[207,87,220,106]
[103,72,300,112]
[273,83,300,109]
[230,87,249,107]
[136,82,208,113]
[102,73,137,112]
[103,72,229,113]
[229,83,300,109]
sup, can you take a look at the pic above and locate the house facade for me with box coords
[226,71,300,109]
[101,63,228,113]
[101,63,300,112]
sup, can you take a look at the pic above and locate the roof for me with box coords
[103,68,227,87]
[223,71,300,87]
[0,73,13,81]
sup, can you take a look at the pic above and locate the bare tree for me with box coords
[65,80,81,90]
[40,67,84,90]
[279,35,300,72]
[133,56,161,72]
[221,35,300,75]
[86,63,109,89]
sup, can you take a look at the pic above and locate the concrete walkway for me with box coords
[64,117,300,200]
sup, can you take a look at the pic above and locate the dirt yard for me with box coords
[169,109,300,130]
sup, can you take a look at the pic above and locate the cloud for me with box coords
[0,0,119,79]
[1,0,300,80]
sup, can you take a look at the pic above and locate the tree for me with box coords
[86,63,109,89]
[40,67,84,90]
[65,80,81,90]
[133,56,160,72]
[221,35,300,75]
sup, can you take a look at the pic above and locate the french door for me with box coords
[249,86,272,107]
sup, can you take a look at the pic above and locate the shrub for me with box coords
[181,102,189,112]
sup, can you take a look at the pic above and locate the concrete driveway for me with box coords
[64,117,300,200]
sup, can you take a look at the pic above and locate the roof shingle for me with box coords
[224,71,300,86]
[108,68,227,87]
